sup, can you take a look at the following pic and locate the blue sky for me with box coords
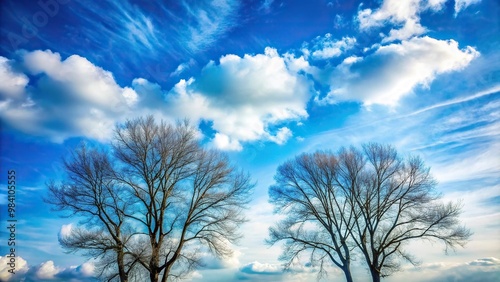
[0,0,499,281]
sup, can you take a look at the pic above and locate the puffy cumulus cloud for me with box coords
[357,0,448,42]
[36,261,60,280]
[0,50,139,142]
[0,56,28,98]
[130,78,174,121]
[0,255,95,282]
[167,47,311,150]
[22,50,138,108]
[239,261,282,275]
[52,261,96,281]
[28,260,96,281]
[318,36,479,106]
[59,224,73,239]
[198,249,242,269]
[454,0,482,15]
[0,48,311,150]
[213,133,243,151]
[0,255,29,281]
[268,127,292,145]
[304,34,356,60]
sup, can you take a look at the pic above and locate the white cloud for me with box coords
[319,36,479,106]
[236,260,324,281]
[198,248,242,269]
[0,255,95,281]
[455,0,482,15]
[213,133,243,151]
[357,0,447,42]
[59,224,73,239]
[386,257,500,282]
[170,59,196,77]
[0,48,310,150]
[171,63,187,77]
[167,47,311,150]
[268,127,292,145]
[342,56,362,65]
[22,50,137,109]
[77,262,95,277]
[0,255,29,281]
[0,50,138,142]
[0,56,28,99]
[306,34,356,60]
[469,257,500,266]
[240,261,282,274]
[36,261,60,280]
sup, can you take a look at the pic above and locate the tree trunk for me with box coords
[343,265,354,282]
[149,254,160,282]
[150,269,159,282]
[369,266,381,282]
[117,251,128,282]
[148,240,161,282]
[161,269,169,282]
[161,253,178,282]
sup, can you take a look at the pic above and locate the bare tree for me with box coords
[46,145,140,282]
[342,143,471,282]
[268,152,356,282]
[268,144,471,282]
[47,116,253,282]
[112,116,253,282]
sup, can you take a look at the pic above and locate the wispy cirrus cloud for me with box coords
[0,0,241,84]
[67,0,240,56]
[182,0,240,53]
[303,85,499,177]
[292,85,499,281]
[454,0,482,15]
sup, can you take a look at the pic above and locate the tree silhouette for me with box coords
[268,152,356,282]
[46,145,140,282]
[47,116,253,282]
[269,143,471,282]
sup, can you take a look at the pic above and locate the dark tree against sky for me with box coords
[47,116,254,282]
[268,152,356,282]
[268,143,471,282]
[343,144,471,282]
[46,145,139,282]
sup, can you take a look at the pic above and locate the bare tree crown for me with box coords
[47,116,253,282]
[269,143,471,282]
